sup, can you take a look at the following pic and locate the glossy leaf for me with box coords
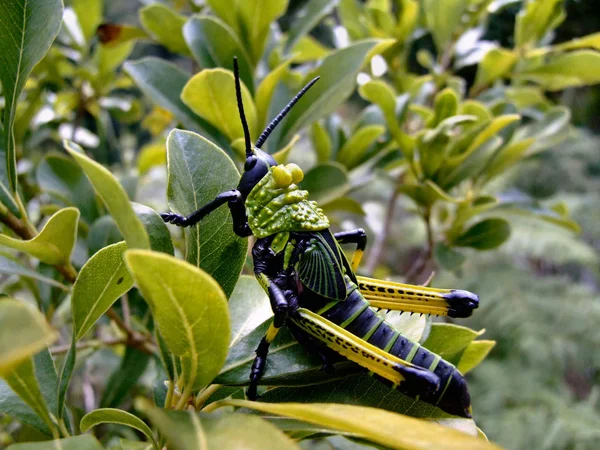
[73,0,103,42]
[422,324,482,361]
[431,88,459,127]
[166,129,247,297]
[88,215,123,256]
[139,4,189,55]
[457,340,496,375]
[183,16,253,92]
[0,254,68,290]
[65,140,150,250]
[137,140,166,175]
[300,162,350,205]
[81,408,158,449]
[473,48,517,92]
[7,435,103,450]
[229,276,271,348]
[337,125,385,170]
[255,59,293,130]
[283,0,338,55]
[133,203,174,255]
[101,347,151,408]
[56,335,76,419]
[72,242,133,341]
[453,218,511,250]
[554,32,600,51]
[482,138,535,181]
[0,0,63,213]
[515,0,565,48]
[0,298,56,376]
[0,207,78,266]
[422,0,468,52]
[125,250,230,390]
[310,121,333,163]
[181,68,257,142]
[218,400,502,450]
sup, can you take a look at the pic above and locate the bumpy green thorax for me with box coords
[246,165,329,238]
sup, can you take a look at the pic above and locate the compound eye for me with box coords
[244,156,258,171]
[272,165,293,188]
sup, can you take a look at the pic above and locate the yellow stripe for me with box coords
[265,322,280,343]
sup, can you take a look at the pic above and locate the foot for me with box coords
[444,290,479,318]
[161,212,189,227]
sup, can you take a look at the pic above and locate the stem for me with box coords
[0,208,35,240]
[194,384,221,410]
[201,401,221,413]
[57,418,71,438]
[165,381,175,409]
[50,337,125,354]
[364,188,400,275]
[174,382,194,410]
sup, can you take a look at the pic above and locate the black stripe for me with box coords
[410,347,436,369]
[389,335,415,360]
[367,321,396,349]
[321,289,365,325]
[345,307,381,337]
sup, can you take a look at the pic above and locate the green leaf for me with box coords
[516,50,600,90]
[433,243,466,271]
[283,0,338,55]
[422,324,482,361]
[181,68,257,142]
[515,0,565,49]
[4,358,54,435]
[36,153,100,224]
[139,4,190,55]
[299,162,349,205]
[554,32,600,51]
[0,298,56,377]
[125,250,230,390]
[453,218,511,250]
[310,121,333,163]
[166,129,247,297]
[206,0,289,65]
[0,350,69,436]
[255,59,293,130]
[422,0,468,52]
[65,140,150,250]
[0,207,79,266]
[228,276,271,348]
[73,0,103,43]
[0,254,68,290]
[183,16,253,93]
[482,138,535,181]
[431,88,459,127]
[337,125,385,170]
[217,400,502,450]
[473,48,517,92]
[0,0,63,213]
[56,335,75,420]
[138,401,300,450]
[133,203,174,255]
[511,106,570,155]
[7,435,103,450]
[278,40,392,146]
[101,347,151,408]
[96,41,135,75]
[88,215,123,256]
[81,408,158,450]
[288,36,330,63]
[456,340,496,375]
[72,242,133,341]
[322,197,365,216]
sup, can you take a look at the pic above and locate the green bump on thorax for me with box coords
[246,166,329,238]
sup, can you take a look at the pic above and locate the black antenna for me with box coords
[255,76,320,149]
[233,57,252,158]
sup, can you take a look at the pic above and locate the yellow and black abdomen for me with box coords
[304,276,472,418]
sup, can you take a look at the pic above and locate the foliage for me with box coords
[0,0,598,449]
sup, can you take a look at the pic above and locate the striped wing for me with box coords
[297,234,346,301]
[357,276,479,318]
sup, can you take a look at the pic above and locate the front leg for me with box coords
[335,228,367,271]
[247,322,281,400]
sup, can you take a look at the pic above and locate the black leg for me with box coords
[247,323,280,400]
[335,228,367,271]
[288,322,337,373]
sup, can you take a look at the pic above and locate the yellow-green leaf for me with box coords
[0,208,79,266]
[515,0,565,49]
[72,242,133,341]
[457,340,496,374]
[139,4,190,55]
[289,35,330,63]
[65,140,150,250]
[125,250,230,390]
[554,32,600,51]
[137,140,167,175]
[216,400,503,450]
[337,125,385,170]
[473,48,517,92]
[81,408,158,450]
[73,0,103,43]
[181,69,257,142]
[422,0,468,52]
[310,121,332,163]
[0,298,56,376]
[255,59,293,129]
[7,435,103,450]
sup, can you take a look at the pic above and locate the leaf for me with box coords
[273,135,300,164]
[422,0,468,52]
[337,125,385,170]
[554,32,600,51]
[515,0,565,49]
[453,218,511,250]
[124,58,223,143]
[0,0,63,213]
[456,340,496,374]
[181,68,257,142]
[422,324,482,361]
[96,40,135,75]
[516,50,600,90]
[289,36,330,63]
[73,0,103,43]
[65,140,150,250]
[88,216,123,256]
[183,16,253,93]
[0,298,56,377]
[431,88,459,127]
[278,40,391,146]
[137,140,166,175]
[0,350,68,436]
[322,197,365,216]
[206,0,289,65]
[101,347,151,408]
[7,435,104,450]
[217,400,502,450]
[133,203,174,255]
[0,207,79,266]
[255,59,293,130]
[0,254,68,290]
[299,162,349,205]
[72,242,133,341]
[473,48,517,92]
[482,138,535,181]
[81,408,158,450]
[56,335,75,420]
[283,0,338,55]
[166,129,247,298]
[125,250,230,390]
[228,276,271,349]
[36,153,100,224]
[310,121,333,163]
[139,402,301,450]
[433,243,466,271]
[139,4,189,55]
[510,106,570,155]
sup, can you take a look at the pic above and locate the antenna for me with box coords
[255,76,320,149]
[233,57,252,158]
